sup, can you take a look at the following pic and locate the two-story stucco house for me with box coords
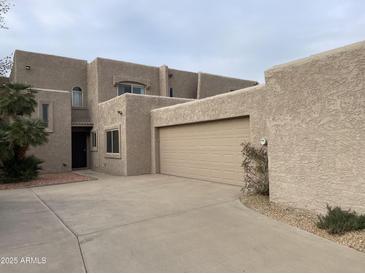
[8,50,258,176]
[5,41,365,215]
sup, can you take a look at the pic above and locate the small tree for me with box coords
[241,142,269,195]
[0,0,13,77]
[0,83,48,182]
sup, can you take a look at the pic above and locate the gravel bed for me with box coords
[240,194,365,253]
[0,172,94,190]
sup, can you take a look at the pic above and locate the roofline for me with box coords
[197,71,258,84]
[14,49,88,63]
[12,49,258,83]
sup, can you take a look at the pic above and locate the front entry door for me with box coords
[72,132,87,168]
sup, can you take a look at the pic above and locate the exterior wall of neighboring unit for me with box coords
[264,41,365,214]
[197,72,258,99]
[29,89,72,172]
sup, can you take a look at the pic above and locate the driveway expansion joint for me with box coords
[30,189,88,273]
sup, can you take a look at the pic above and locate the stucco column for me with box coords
[159,65,169,97]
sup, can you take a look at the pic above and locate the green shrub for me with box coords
[317,205,365,234]
[241,142,269,195]
[0,155,43,183]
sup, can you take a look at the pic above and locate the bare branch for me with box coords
[0,0,12,29]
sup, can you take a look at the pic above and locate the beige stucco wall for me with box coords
[197,72,258,99]
[152,41,365,214]
[28,89,72,173]
[93,94,192,175]
[168,68,198,99]
[151,85,268,174]
[264,41,365,214]
[125,94,192,175]
[96,58,161,103]
[12,50,87,96]
[92,95,127,175]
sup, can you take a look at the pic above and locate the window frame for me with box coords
[105,127,120,158]
[41,103,49,128]
[72,87,83,108]
[117,82,145,96]
[38,101,53,132]
[91,131,98,152]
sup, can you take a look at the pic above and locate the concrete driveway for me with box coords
[0,171,364,272]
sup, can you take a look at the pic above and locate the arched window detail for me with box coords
[72,87,83,107]
[117,82,145,96]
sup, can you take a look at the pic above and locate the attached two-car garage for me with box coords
[159,117,249,186]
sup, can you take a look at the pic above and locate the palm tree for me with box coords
[0,83,48,182]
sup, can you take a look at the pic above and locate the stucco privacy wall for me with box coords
[125,94,192,175]
[151,85,268,174]
[94,94,191,175]
[197,72,258,99]
[29,89,72,173]
[264,41,365,214]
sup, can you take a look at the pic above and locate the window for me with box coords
[117,83,145,96]
[39,101,53,132]
[41,104,49,128]
[169,87,174,97]
[72,87,83,107]
[106,129,119,154]
[91,131,97,149]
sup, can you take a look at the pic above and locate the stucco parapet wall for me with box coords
[198,71,258,84]
[152,84,266,127]
[265,40,365,80]
[15,49,88,63]
[94,57,159,70]
[98,93,193,107]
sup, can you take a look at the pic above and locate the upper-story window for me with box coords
[117,83,145,96]
[41,103,49,128]
[72,87,83,107]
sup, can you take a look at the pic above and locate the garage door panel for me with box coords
[159,117,249,186]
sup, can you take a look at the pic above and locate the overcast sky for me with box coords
[2,0,365,82]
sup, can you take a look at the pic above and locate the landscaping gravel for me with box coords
[0,172,94,190]
[240,194,365,253]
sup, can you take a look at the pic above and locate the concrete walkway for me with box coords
[0,171,364,272]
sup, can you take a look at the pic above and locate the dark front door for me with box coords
[72,132,87,168]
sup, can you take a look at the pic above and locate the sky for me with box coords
[1,0,365,82]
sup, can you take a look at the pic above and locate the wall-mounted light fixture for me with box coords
[117,110,123,115]
[260,137,268,146]
[25,65,31,70]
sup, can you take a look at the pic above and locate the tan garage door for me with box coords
[159,117,249,185]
